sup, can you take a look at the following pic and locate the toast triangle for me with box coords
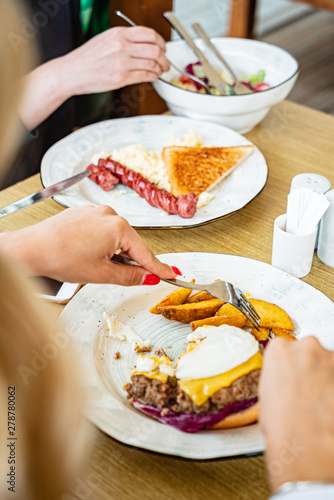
[162,145,254,196]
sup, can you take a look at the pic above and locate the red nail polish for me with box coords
[171,266,182,276]
[143,274,160,285]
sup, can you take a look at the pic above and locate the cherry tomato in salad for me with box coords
[179,75,196,85]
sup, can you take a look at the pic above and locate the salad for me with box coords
[170,62,270,95]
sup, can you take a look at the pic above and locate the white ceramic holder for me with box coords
[272,214,317,278]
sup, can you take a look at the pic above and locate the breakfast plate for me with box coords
[59,253,334,459]
[41,115,268,229]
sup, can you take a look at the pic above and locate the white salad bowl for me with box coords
[153,37,299,133]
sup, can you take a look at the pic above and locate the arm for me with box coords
[0,205,180,285]
[20,26,169,131]
[259,336,334,494]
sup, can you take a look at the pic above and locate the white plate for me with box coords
[59,253,334,460]
[41,116,268,229]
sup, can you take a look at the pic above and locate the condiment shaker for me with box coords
[317,190,334,268]
[290,173,331,248]
[290,173,331,194]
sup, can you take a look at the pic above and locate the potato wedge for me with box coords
[271,328,297,341]
[245,299,294,331]
[158,299,224,323]
[186,291,216,303]
[251,327,270,341]
[215,303,247,325]
[149,279,195,314]
[191,314,246,331]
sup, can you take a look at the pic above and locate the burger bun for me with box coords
[212,403,259,429]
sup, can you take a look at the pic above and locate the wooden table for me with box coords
[1,100,334,499]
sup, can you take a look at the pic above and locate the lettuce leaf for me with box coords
[241,69,266,87]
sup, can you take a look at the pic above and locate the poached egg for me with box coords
[176,325,259,380]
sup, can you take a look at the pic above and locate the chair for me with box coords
[229,0,334,38]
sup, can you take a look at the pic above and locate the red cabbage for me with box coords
[259,339,269,348]
[241,81,252,89]
[185,61,201,76]
[133,397,257,433]
[185,62,206,90]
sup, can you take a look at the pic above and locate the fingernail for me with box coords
[142,274,160,286]
[171,266,182,276]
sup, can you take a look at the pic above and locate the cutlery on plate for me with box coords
[0,170,90,219]
[163,11,228,96]
[191,23,253,95]
[115,10,211,94]
[110,253,260,330]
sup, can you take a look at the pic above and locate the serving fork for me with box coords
[191,23,253,95]
[163,11,228,95]
[110,254,260,330]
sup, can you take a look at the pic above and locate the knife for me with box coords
[163,11,227,95]
[0,170,90,219]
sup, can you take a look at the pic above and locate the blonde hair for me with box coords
[0,2,87,499]
[0,0,32,169]
[0,264,87,500]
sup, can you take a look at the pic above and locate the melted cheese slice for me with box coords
[178,351,263,407]
[131,370,168,383]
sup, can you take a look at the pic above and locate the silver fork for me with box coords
[110,254,260,330]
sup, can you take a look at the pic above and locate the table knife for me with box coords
[0,170,90,219]
[163,11,227,95]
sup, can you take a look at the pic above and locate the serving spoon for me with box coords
[192,23,253,95]
[115,10,212,94]
[163,12,228,96]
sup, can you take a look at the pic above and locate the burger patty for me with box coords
[125,369,260,414]
[125,375,176,409]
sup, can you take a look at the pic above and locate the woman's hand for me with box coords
[20,26,169,131]
[259,336,334,492]
[63,26,170,94]
[0,206,180,285]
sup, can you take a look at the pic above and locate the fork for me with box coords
[110,254,260,330]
